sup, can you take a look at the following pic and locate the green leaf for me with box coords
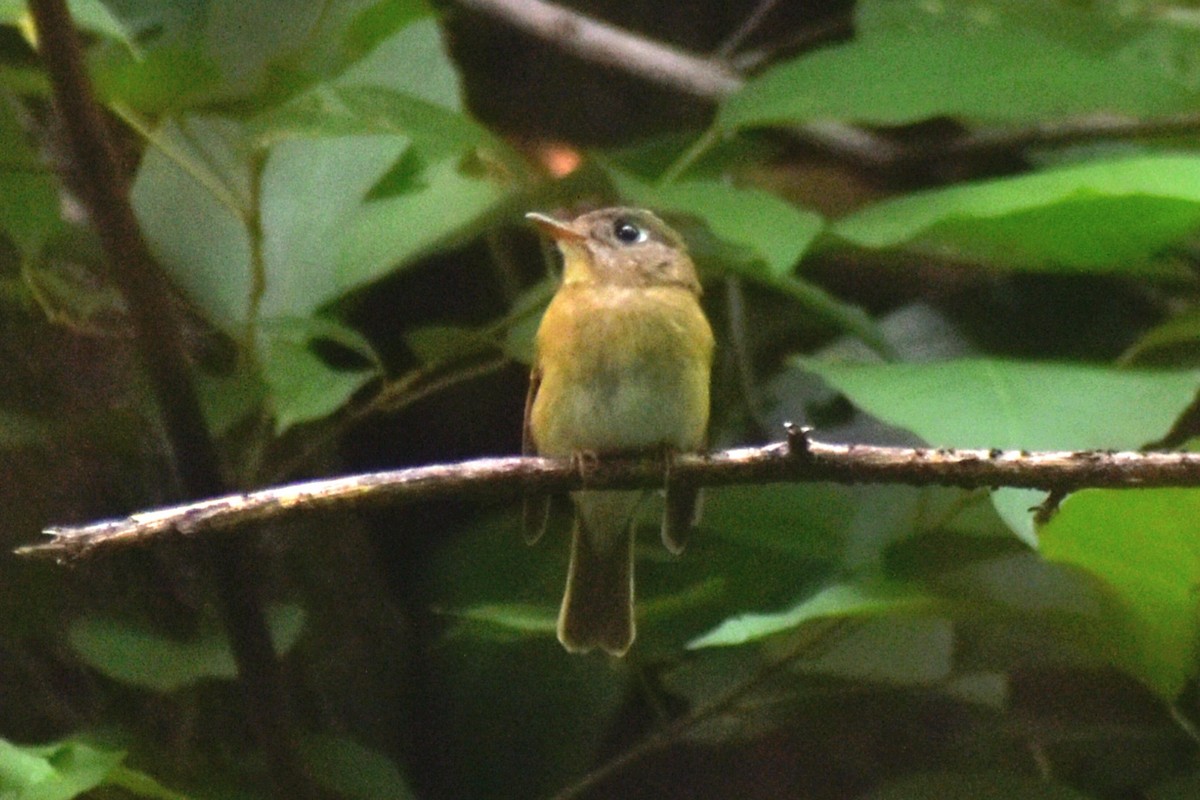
[257,317,381,433]
[131,116,254,331]
[0,99,62,257]
[105,767,192,800]
[437,603,557,639]
[333,17,463,111]
[831,155,1200,274]
[800,358,1199,452]
[610,171,824,279]
[68,603,306,692]
[1039,489,1200,698]
[300,734,416,800]
[342,0,433,64]
[92,45,222,113]
[333,85,507,160]
[259,133,411,317]
[337,157,509,297]
[0,738,125,800]
[720,13,1195,130]
[689,580,939,648]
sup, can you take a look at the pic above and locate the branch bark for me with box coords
[23,427,1200,562]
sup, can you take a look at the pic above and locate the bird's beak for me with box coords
[526,212,586,243]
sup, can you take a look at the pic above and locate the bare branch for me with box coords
[23,427,1200,562]
[452,0,741,99]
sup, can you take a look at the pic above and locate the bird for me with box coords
[523,207,714,656]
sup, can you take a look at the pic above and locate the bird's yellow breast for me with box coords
[530,282,714,457]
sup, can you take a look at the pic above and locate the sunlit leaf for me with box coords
[800,358,1199,451]
[1039,489,1200,698]
[832,155,1200,274]
[689,580,939,648]
[0,738,124,800]
[337,157,509,297]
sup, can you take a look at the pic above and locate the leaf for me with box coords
[259,133,411,317]
[801,358,1199,451]
[68,604,306,692]
[610,171,824,279]
[831,155,1200,274]
[92,45,222,113]
[333,85,510,161]
[0,738,125,800]
[333,17,464,111]
[1039,489,1200,698]
[336,156,509,298]
[689,580,939,648]
[720,11,1195,130]
[257,317,381,433]
[131,116,255,331]
[0,99,62,258]
[300,734,417,800]
[437,603,557,639]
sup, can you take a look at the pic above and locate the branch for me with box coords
[451,0,1200,171]
[451,0,741,99]
[23,427,1200,561]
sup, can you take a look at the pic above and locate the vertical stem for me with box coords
[26,2,315,797]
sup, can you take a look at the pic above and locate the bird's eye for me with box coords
[613,219,647,244]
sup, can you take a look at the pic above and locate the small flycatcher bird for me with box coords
[524,207,714,656]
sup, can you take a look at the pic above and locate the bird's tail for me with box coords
[557,490,643,656]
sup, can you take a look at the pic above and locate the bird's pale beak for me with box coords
[526,212,586,243]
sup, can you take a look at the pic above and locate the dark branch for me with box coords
[23,429,1200,562]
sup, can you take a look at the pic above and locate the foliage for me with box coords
[2,0,1200,798]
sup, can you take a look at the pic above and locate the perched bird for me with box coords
[524,207,714,656]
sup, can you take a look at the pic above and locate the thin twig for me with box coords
[714,0,781,58]
[23,427,1200,561]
